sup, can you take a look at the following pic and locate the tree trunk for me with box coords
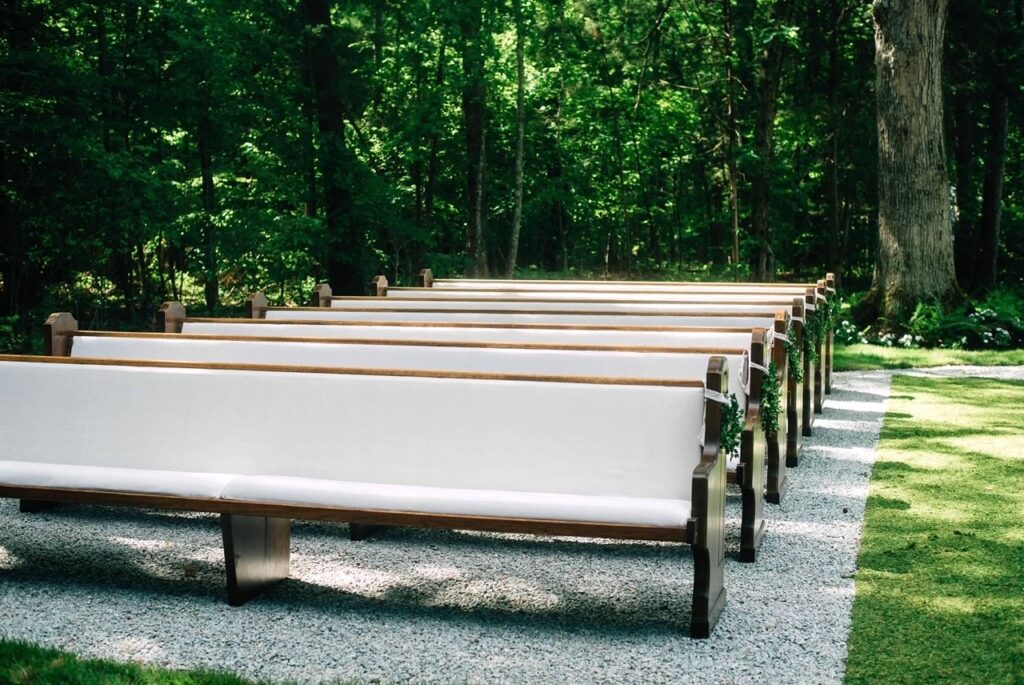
[750,0,793,281]
[460,0,488,276]
[303,0,362,294]
[825,0,842,285]
[865,0,958,320]
[723,0,741,266]
[197,110,218,313]
[976,87,1008,291]
[505,0,526,277]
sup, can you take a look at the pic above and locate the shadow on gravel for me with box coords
[0,506,698,637]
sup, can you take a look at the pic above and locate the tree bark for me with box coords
[460,0,488,276]
[505,0,526,277]
[865,0,958,320]
[750,0,793,281]
[303,0,362,294]
[976,86,1008,291]
[723,0,741,266]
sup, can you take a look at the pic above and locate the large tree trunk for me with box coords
[460,0,488,276]
[750,0,793,281]
[505,0,526,277]
[303,0,362,294]
[864,0,958,320]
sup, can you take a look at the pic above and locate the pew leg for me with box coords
[739,427,766,562]
[349,522,379,541]
[221,514,290,607]
[787,374,802,467]
[802,361,815,439]
[19,499,57,513]
[766,429,787,505]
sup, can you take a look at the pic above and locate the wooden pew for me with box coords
[0,353,730,637]
[48,314,776,557]
[164,298,808,472]
[290,289,823,437]
[393,269,838,395]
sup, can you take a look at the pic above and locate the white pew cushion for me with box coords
[221,476,691,528]
[0,460,235,500]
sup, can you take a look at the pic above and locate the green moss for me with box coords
[845,376,1024,685]
[834,344,1024,371]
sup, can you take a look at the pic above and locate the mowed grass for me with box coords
[834,344,1024,371]
[845,375,1024,684]
[0,640,268,685]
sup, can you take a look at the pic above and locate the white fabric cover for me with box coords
[0,460,234,499]
[221,476,691,528]
[391,290,806,303]
[0,360,704,503]
[434,280,817,293]
[267,309,779,329]
[330,299,788,314]
[182,321,758,349]
[70,336,748,402]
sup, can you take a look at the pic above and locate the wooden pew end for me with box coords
[43,312,78,357]
[313,283,333,308]
[156,302,186,334]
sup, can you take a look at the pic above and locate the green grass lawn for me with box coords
[834,344,1024,371]
[845,375,1024,684]
[0,640,264,685]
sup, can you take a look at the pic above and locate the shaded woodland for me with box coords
[1,0,1022,341]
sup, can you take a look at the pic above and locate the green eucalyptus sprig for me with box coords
[760,360,782,436]
[721,393,744,459]
[786,326,804,383]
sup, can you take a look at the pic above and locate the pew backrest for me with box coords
[0,355,711,502]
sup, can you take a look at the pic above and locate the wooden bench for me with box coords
[47,312,776,558]
[389,270,838,397]
[264,293,821,444]
[0,353,730,637]
[159,304,806,474]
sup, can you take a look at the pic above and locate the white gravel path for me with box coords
[0,366,1020,684]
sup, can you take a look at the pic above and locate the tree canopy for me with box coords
[1,0,1021,347]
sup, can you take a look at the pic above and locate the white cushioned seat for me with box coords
[0,460,235,500]
[220,475,691,528]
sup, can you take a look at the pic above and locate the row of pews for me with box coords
[0,270,837,638]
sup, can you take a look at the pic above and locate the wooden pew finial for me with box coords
[246,292,269,320]
[44,312,78,357]
[313,283,333,308]
[417,268,434,288]
[371,275,388,297]
[156,301,186,333]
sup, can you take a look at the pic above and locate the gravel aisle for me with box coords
[0,368,915,684]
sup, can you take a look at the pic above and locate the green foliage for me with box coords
[759,361,782,436]
[785,326,804,383]
[720,392,744,460]
[803,313,825,368]
[846,376,1024,684]
[0,639,265,684]
[833,344,1024,372]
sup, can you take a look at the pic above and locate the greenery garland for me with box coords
[760,360,782,436]
[785,326,804,383]
[803,310,825,367]
[721,393,744,459]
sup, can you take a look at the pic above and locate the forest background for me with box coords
[1,0,1021,351]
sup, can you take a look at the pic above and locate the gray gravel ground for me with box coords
[1,366,1020,684]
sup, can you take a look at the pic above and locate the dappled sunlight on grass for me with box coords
[845,375,1024,685]
[835,345,1024,371]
